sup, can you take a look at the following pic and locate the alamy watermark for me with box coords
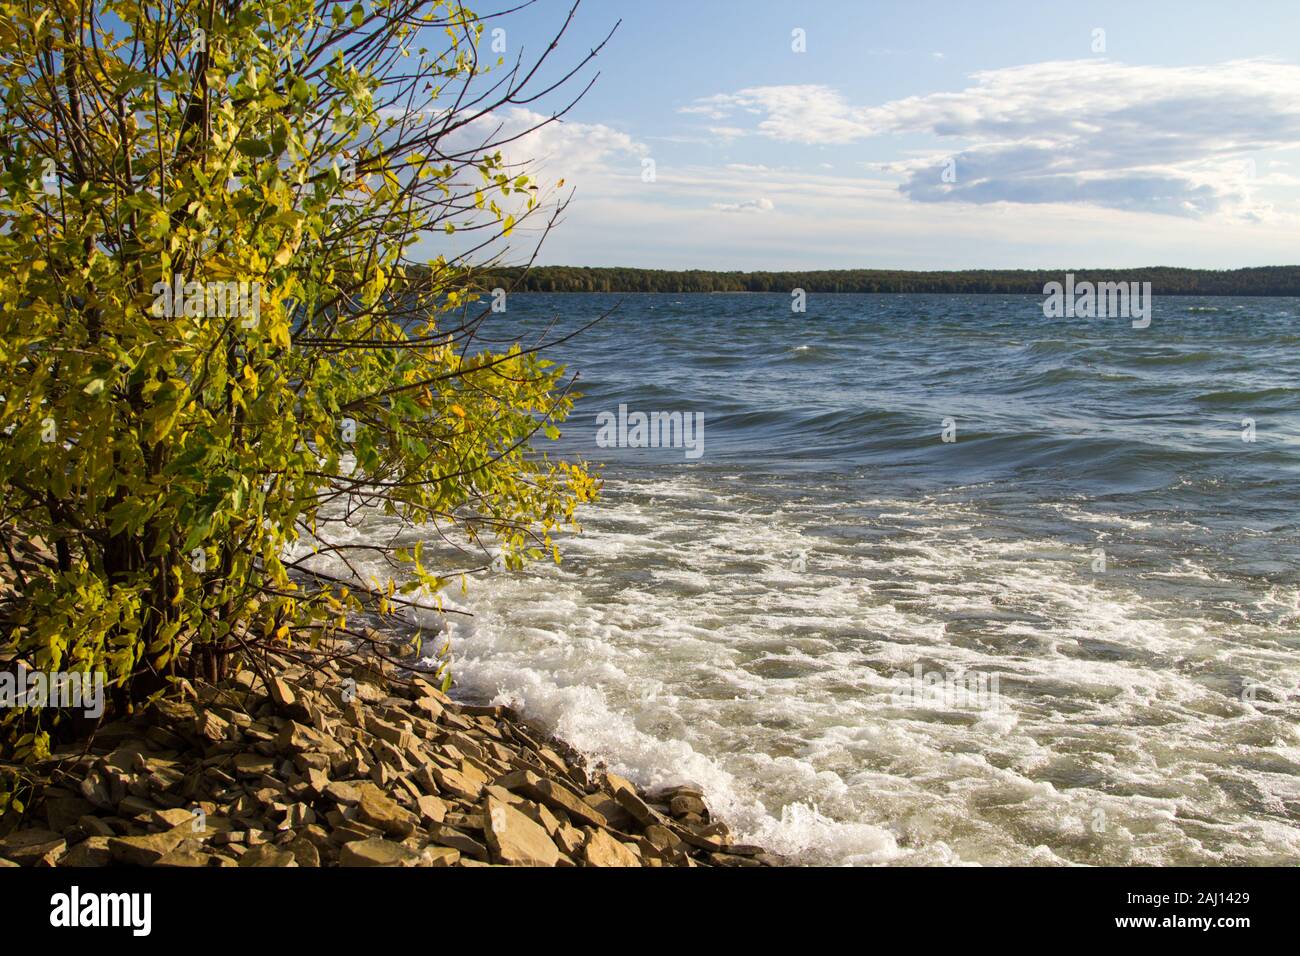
[150,276,262,328]
[50,886,151,936]
[0,663,105,718]
[595,404,705,459]
[1042,273,1151,329]
[890,664,1002,711]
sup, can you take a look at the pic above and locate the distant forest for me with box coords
[475,265,1300,296]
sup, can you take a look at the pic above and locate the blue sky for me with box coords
[434,0,1300,270]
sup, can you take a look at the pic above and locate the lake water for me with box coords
[325,292,1300,865]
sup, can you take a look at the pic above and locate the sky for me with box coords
[427,0,1300,271]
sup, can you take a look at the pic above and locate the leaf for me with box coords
[235,138,271,158]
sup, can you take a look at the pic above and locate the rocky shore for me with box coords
[0,649,781,867]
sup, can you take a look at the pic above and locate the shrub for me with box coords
[0,0,605,760]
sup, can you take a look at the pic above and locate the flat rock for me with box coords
[152,807,200,830]
[324,780,362,805]
[670,794,708,818]
[366,715,413,750]
[239,845,298,867]
[157,846,231,867]
[709,851,763,867]
[609,779,667,829]
[59,836,113,867]
[355,782,417,838]
[427,825,489,861]
[422,846,460,866]
[483,796,559,867]
[232,754,275,777]
[78,774,115,810]
[412,696,444,720]
[286,836,321,868]
[0,829,66,866]
[554,823,586,856]
[433,765,485,801]
[275,722,333,754]
[645,824,682,851]
[76,815,116,838]
[495,769,607,828]
[194,709,232,742]
[338,838,422,867]
[582,792,636,831]
[582,827,641,867]
[415,794,448,825]
[108,826,191,865]
[45,797,95,833]
[268,676,297,710]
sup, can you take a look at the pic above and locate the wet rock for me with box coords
[708,851,763,867]
[608,779,667,830]
[495,769,606,828]
[670,794,708,818]
[581,792,636,831]
[644,824,682,852]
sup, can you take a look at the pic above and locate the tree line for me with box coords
[478,265,1300,296]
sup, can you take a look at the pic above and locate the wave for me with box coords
[1193,386,1300,408]
[401,473,1300,866]
[1113,349,1223,366]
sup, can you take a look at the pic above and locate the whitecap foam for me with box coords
[288,473,1300,866]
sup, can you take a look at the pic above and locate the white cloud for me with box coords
[712,197,775,214]
[485,108,647,180]
[687,59,1300,218]
[417,77,1300,269]
[707,126,747,140]
[420,107,649,261]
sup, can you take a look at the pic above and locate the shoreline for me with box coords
[0,647,782,867]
